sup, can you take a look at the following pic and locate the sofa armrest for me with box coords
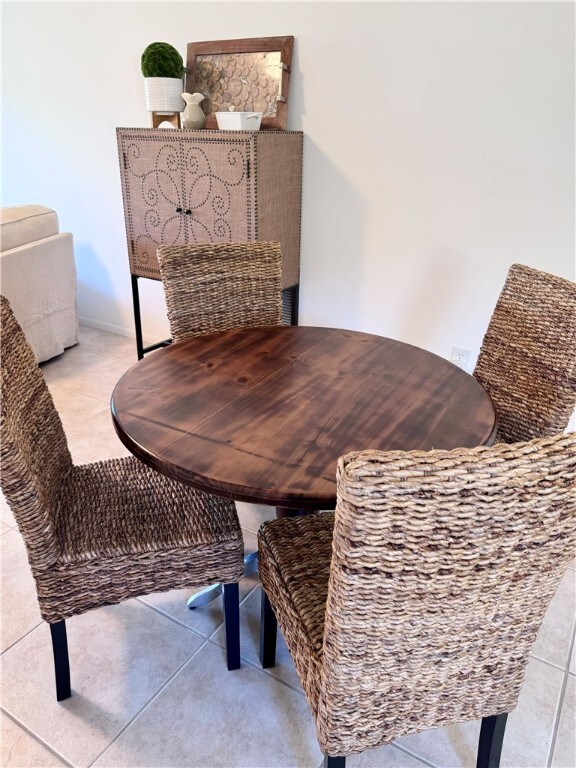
[1,233,78,362]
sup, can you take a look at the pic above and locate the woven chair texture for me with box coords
[0,294,243,624]
[157,242,283,343]
[474,263,576,443]
[258,433,576,757]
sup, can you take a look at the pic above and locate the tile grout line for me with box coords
[1,706,73,768]
[546,621,576,768]
[136,585,311,699]
[390,742,439,768]
[87,621,314,767]
[530,648,576,675]
[1,619,44,656]
[85,637,213,768]
[530,652,573,674]
[203,633,309,698]
[1,524,17,535]
[45,381,111,405]
[133,589,310,697]
[133,595,223,639]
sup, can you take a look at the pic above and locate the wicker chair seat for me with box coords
[25,458,244,624]
[258,511,334,709]
[20,457,244,624]
[56,459,242,561]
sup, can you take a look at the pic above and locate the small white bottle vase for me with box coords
[181,92,206,129]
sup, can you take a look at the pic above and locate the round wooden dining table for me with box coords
[111,325,497,514]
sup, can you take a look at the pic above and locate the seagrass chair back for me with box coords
[320,434,576,756]
[157,242,283,343]
[258,433,576,766]
[474,263,576,443]
[0,294,71,567]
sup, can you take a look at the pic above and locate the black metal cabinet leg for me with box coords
[477,713,508,768]
[324,756,346,768]
[223,582,240,671]
[281,286,300,327]
[260,589,278,668]
[131,275,145,360]
[291,285,300,326]
[49,620,71,701]
[130,274,173,358]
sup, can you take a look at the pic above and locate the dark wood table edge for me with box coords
[111,406,498,512]
[110,327,498,511]
[111,406,337,510]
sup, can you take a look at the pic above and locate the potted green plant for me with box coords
[141,42,185,113]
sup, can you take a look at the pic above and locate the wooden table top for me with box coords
[111,326,496,509]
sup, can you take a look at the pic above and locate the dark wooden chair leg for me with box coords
[324,755,346,768]
[260,589,278,668]
[477,713,508,768]
[223,582,240,671]
[49,620,71,701]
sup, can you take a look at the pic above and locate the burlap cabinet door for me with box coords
[117,128,303,291]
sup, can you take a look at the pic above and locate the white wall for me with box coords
[2,1,574,363]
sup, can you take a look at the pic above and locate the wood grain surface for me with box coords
[111,326,496,509]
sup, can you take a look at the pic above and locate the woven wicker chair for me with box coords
[258,433,576,767]
[157,242,283,343]
[0,295,244,701]
[474,263,576,443]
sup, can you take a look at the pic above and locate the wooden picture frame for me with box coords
[185,36,294,130]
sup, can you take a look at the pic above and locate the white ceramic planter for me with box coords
[144,78,184,113]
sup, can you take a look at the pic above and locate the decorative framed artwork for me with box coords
[185,36,294,130]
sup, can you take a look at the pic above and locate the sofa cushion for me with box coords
[1,205,60,252]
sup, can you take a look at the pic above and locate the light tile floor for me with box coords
[1,324,575,768]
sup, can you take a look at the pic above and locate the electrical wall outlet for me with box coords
[450,346,471,372]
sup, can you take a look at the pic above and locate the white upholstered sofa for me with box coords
[0,205,78,362]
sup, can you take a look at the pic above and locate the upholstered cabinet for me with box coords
[116,128,303,356]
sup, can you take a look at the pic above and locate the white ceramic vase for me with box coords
[181,92,206,129]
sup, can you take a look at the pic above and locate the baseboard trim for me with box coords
[78,316,160,347]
